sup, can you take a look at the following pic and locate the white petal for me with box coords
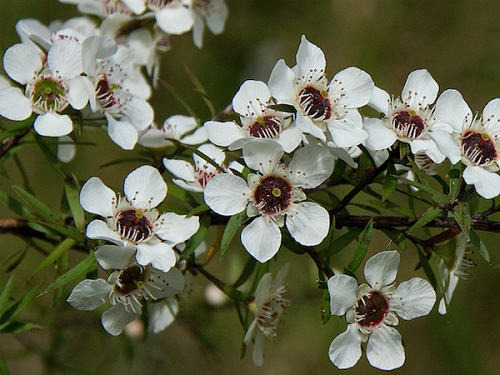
[366,325,405,370]
[364,250,400,290]
[101,304,140,336]
[241,216,281,263]
[277,126,303,153]
[148,298,179,333]
[155,212,200,244]
[286,202,329,246]
[409,139,446,163]
[429,130,461,164]
[48,36,82,79]
[163,159,196,182]
[67,279,112,310]
[435,89,472,132]
[148,267,185,299]
[327,112,368,148]
[122,97,154,131]
[364,117,397,150]
[3,44,41,84]
[295,35,326,80]
[242,139,284,175]
[327,274,358,316]
[252,331,266,366]
[328,324,362,369]
[205,0,228,34]
[86,220,122,244]
[172,179,203,192]
[204,174,250,215]
[0,87,32,120]
[136,242,176,272]
[205,120,246,146]
[80,177,116,217]
[233,80,271,117]
[155,5,194,35]
[95,245,136,270]
[34,112,73,137]
[195,143,225,165]
[124,165,167,208]
[267,59,297,105]
[181,126,208,145]
[289,145,334,188]
[391,277,436,320]
[57,135,76,163]
[402,69,438,109]
[295,113,326,140]
[368,86,391,114]
[329,67,374,108]
[106,113,139,150]
[463,165,500,199]
[67,76,90,110]
[254,273,272,307]
[122,0,146,14]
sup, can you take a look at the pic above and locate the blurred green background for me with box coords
[1,1,500,374]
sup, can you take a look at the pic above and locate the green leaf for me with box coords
[321,289,331,326]
[0,190,35,218]
[0,274,15,317]
[220,210,247,258]
[64,175,86,232]
[347,219,373,272]
[0,321,44,333]
[469,228,490,263]
[12,185,61,224]
[0,285,38,328]
[28,238,75,281]
[394,176,448,204]
[321,227,363,257]
[185,203,210,217]
[0,119,32,142]
[408,207,443,234]
[179,215,210,261]
[0,355,12,375]
[382,162,398,201]
[38,251,96,297]
[232,256,257,288]
[36,221,86,243]
[416,247,437,290]
[367,199,415,217]
[380,229,407,251]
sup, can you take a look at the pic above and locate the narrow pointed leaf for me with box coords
[220,210,247,258]
[180,215,210,261]
[12,185,60,224]
[347,219,373,272]
[0,274,15,317]
[28,238,75,280]
[408,207,443,234]
[64,175,86,232]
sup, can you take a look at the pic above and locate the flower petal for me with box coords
[435,89,472,132]
[327,274,358,316]
[86,220,122,244]
[402,69,438,109]
[101,304,140,336]
[4,44,42,84]
[155,212,200,245]
[241,216,281,263]
[0,87,32,120]
[67,279,112,310]
[288,145,333,188]
[328,324,362,369]
[124,165,167,208]
[34,112,73,137]
[243,139,284,175]
[136,242,176,272]
[95,245,136,270]
[106,113,139,150]
[364,117,397,150]
[364,250,400,290]
[163,159,196,182]
[205,120,247,146]
[232,80,270,118]
[366,324,405,370]
[268,59,296,105]
[329,67,374,108]
[204,174,250,215]
[155,5,194,35]
[148,298,179,333]
[368,86,391,114]
[463,165,500,199]
[294,35,326,80]
[286,202,329,246]
[391,277,436,320]
[80,177,116,217]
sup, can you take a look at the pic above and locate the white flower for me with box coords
[432,89,500,198]
[139,115,207,148]
[80,165,200,272]
[244,264,289,366]
[0,33,89,136]
[59,0,135,17]
[365,69,449,163]
[438,233,475,315]
[205,80,302,153]
[204,140,333,262]
[82,36,154,150]
[268,35,374,148]
[192,0,228,48]
[327,250,436,370]
[67,247,184,336]
[163,143,225,192]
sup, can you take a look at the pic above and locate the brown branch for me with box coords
[0,126,31,160]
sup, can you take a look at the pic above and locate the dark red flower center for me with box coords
[392,110,426,140]
[96,76,118,110]
[115,209,153,243]
[254,175,293,215]
[356,291,389,328]
[298,86,331,121]
[249,116,282,138]
[114,265,145,296]
[461,130,498,166]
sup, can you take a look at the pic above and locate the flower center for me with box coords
[256,286,288,338]
[27,75,68,113]
[254,175,293,215]
[196,165,221,189]
[298,86,331,121]
[249,116,283,139]
[115,209,154,243]
[114,265,146,296]
[103,0,133,15]
[460,130,498,166]
[355,291,389,328]
[392,110,426,140]
[96,76,120,112]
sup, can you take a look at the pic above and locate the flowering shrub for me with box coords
[1,1,499,374]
